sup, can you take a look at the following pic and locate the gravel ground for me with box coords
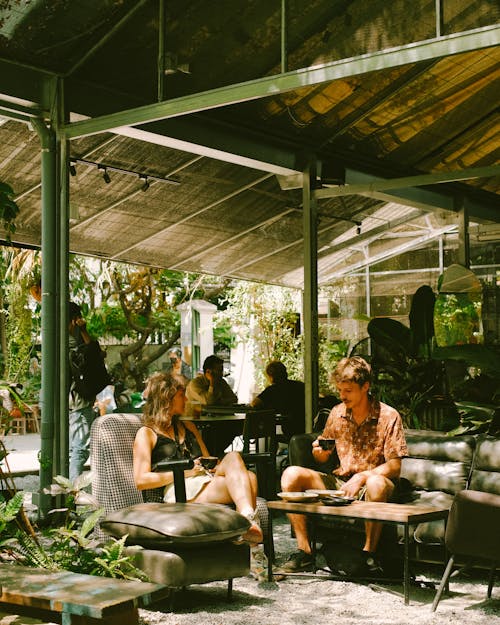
[138,517,499,625]
[6,477,499,625]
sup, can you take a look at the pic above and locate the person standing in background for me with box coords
[68,302,95,480]
[164,347,192,379]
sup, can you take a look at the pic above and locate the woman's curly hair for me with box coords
[142,371,187,429]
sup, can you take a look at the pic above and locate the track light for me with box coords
[356,224,362,235]
[71,157,180,186]
[98,165,111,184]
[69,162,77,177]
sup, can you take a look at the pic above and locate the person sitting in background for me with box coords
[251,360,305,440]
[186,355,240,456]
[133,371,262,544]
[186,355,237,405]
[164,347,192,379]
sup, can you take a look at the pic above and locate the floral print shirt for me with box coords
[322,399,408,478]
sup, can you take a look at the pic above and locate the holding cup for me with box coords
[200,456,218,470]
[185,400,202,419]
[318,438,335,450]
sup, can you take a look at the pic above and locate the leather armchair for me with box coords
[432,489,500,611]
[90,412,251,603]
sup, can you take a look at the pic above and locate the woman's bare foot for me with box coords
[242,521,263,545]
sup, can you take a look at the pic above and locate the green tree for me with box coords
[69,258,230,389]
[0,249,40,386]
[217,282,303,390]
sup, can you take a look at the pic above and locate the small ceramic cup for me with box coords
[318,438,335,450]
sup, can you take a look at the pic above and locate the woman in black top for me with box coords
[133,371,262,544]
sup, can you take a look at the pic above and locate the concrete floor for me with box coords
[1,433,40,475]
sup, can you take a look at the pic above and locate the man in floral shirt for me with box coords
[279,356,407,574]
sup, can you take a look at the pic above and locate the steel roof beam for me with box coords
[63,25,500,140]
[0,58,56,114]
[321,224,459,281]
[113,122,301,176]
[316,167,500,223]
[315,165,500,198]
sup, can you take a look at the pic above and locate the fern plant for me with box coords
[0,476,148,581]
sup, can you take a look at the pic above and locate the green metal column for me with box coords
[456,196,470,269]
[56,78,70,479]
[302,158,319,432]
[31,118,57,519]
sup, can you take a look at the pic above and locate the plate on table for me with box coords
[277,491,319,503]
[305,489,346,499]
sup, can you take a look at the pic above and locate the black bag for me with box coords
[69,340,111,401]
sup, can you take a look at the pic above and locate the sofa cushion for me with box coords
[411,491,454,545]
[401,432,476,495]
[401,457,470,495]
[468,436,500,495]
[101,502,250,547]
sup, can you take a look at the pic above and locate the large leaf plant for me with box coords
[0,181,20,242]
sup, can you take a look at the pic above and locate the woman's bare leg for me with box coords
[193,451,262,543]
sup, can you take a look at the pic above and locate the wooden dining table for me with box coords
[180,406,250,455]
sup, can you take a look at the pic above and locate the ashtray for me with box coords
[320,496,355,506]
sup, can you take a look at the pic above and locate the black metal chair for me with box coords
[240,409,278,500]
[431,489,500,611]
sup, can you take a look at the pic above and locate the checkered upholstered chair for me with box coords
[89,412,251,600]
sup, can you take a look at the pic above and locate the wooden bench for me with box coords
[0,564,169,624]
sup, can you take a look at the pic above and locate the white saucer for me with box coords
[305,489,346,499]
[277,491,319,503]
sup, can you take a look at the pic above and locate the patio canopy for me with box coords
[0,1,498,513]
[0,0,498,287]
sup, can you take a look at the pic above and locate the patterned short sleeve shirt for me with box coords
[322,399,408,478]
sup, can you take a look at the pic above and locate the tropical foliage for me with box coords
[0,474,148,580]
[0,181,20,242]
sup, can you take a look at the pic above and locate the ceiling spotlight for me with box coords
[140,175,150,192]
[356,224,362,235]
[69,162,77,177]
[98,165,111,184]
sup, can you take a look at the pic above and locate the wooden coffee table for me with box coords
[267,499,449,604]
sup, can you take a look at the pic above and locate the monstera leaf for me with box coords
[367,317,412,358]
[433,344,500,376]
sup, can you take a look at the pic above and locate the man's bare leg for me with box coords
[363,475,394,553]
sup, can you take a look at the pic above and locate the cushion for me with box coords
[400,457,470,495]
[412,491,454,545]
[101,502,250,546]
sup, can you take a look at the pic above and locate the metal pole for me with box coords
[281,0,288,74]
[31,117,57,519]
[365,265,371,318]
[56,78,70,478]
[158,0,166,102]
[303,158,319,432]
[435,0,443,38]
[456,196,470,268]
